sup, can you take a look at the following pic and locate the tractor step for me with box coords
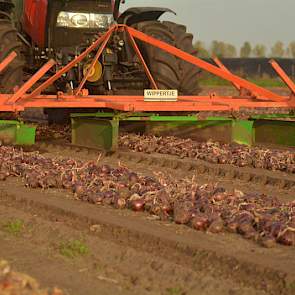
[71,113,295,151]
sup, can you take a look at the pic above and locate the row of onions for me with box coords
[119,134,295,173]
[36,125,295,173]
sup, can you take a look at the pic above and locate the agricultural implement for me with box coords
[0,10,295,148]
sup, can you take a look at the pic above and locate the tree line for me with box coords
[194,41,295,58]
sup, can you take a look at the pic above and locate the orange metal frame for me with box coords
[0,24,294,113]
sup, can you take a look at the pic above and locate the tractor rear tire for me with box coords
[132,21,201,95]
[163,21,201,95]
[0,18,24,93]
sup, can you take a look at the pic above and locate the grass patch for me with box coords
[59,239,89,258]
[199,76,286,88]
[248,78,286,87]
[3,219,24,235]
[166,287,185,295]
[288,281,295,291]
[199,76,232,87]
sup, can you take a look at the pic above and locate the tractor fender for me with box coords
[117,7,176,26]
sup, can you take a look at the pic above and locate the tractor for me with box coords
[0,0,200,98]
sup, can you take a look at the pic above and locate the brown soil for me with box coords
[0,146,294,295]
[0,260,64,295]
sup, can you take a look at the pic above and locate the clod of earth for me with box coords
[0,146,294,247]
[0,260,64,295]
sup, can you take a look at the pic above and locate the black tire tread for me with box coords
[133,20,200,95]
[0,17,24,93]
[163,21,201,95]
[133,21,180,90]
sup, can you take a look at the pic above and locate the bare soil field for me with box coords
[0,144,294,295]
[0,178,294,295]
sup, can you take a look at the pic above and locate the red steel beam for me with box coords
[15,94,254,103]
[126,28,158,89]
[75,29,113,94]
[14,94,295,106]
[0,93,293,112]
[104,102,230,112]
[0,52,17,73]
[27,26,115,99]
[269,59,295,95]
[127,26,284,102]
[7,59,56,104]
[212,56,241,91]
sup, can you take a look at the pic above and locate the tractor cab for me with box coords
[17,0,114,49]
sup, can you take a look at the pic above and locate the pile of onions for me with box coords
[0,146,294,247]
[37,125,295,173]
[119,134,295,173]
[35,125,294,173]
[0,260,63,294]
[36,124,71,141]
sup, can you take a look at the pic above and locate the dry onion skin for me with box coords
[0,146,294,247]
[119,134,295,173]
[0,260,63,295]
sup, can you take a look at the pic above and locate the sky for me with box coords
[123,0,295,50]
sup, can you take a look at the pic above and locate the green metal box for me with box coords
[0,120,36,145]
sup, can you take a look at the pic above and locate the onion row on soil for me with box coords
[0,260,63,295]
[36,125,295,173]
[0,146,294,247]
[119,134,295,173]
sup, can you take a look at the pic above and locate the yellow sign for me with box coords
[144,89,178,102]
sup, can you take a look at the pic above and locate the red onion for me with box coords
[130,199,145,212]
[208,218,224,233]
[277,230,295,246]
